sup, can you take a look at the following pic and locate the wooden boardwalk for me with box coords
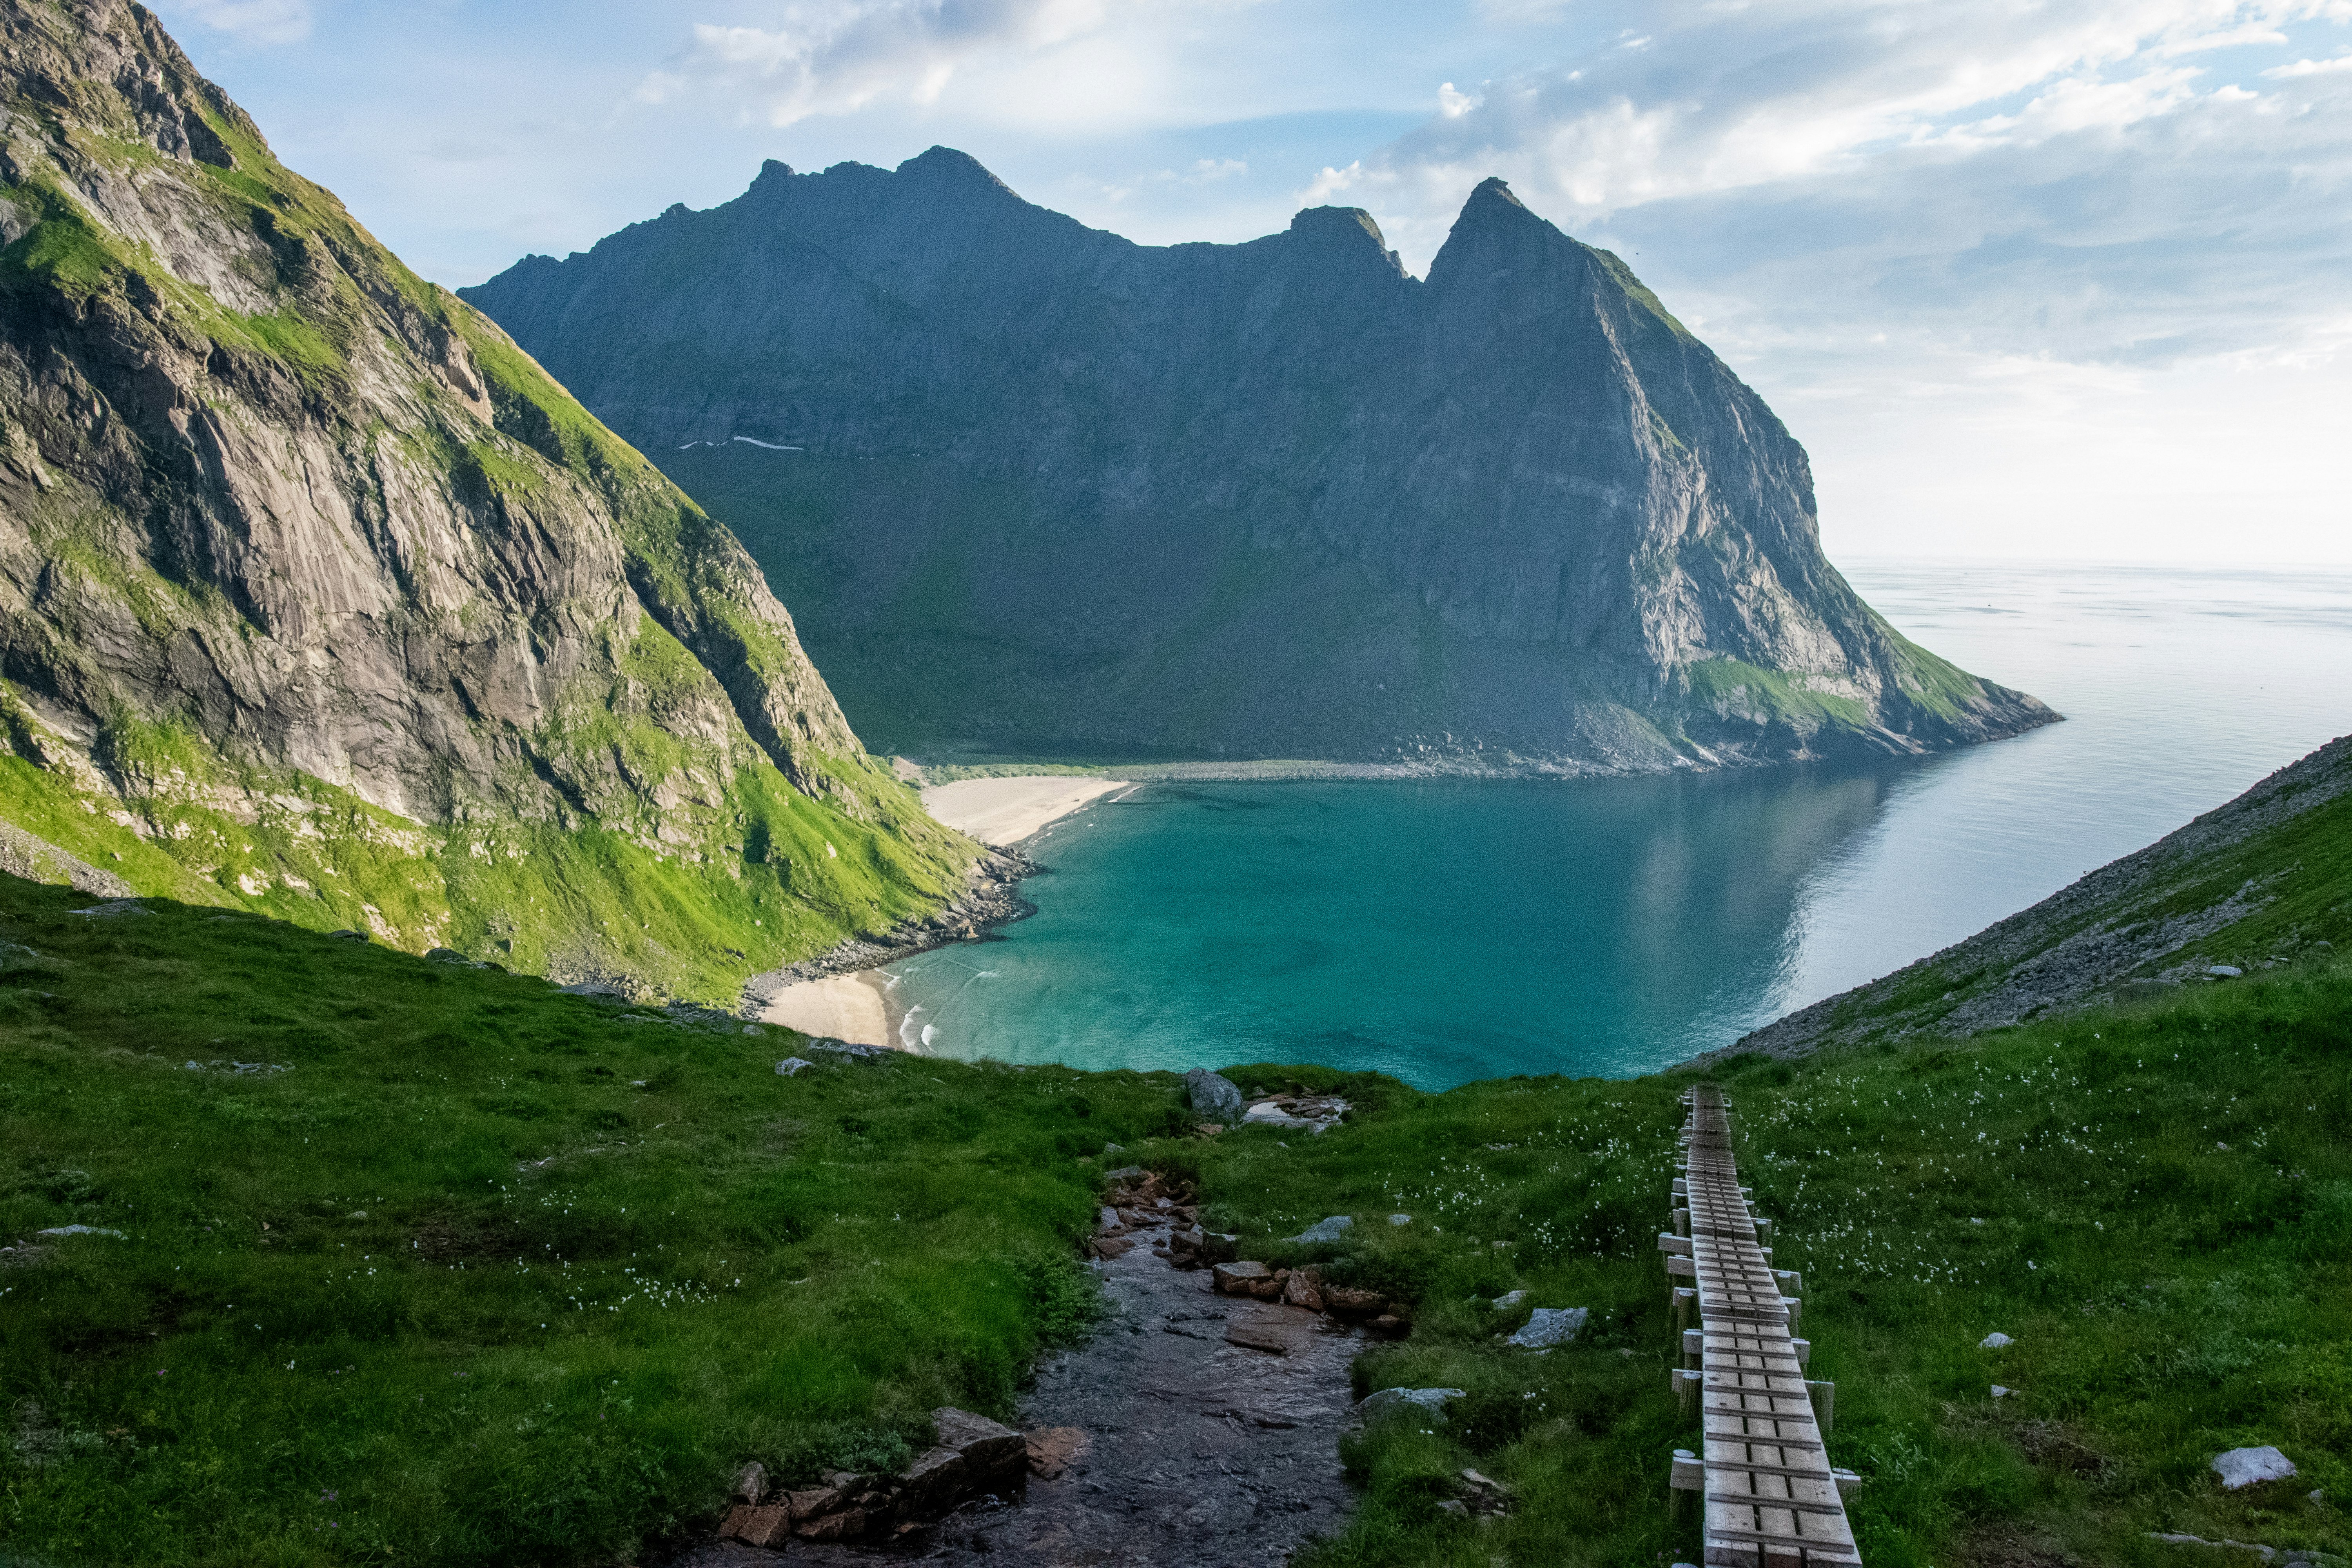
[1663,1085,1860,1568]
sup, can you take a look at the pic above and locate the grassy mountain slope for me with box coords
[0,0,969,1000]
[5,843,2346,1564]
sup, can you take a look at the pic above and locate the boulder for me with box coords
[1493,1289,1527,1310]
[1185,1067,1244,1122]
[900,1444,967,1506]
[2213,1446,2298,1490]
[775,1057,815,1076]
[784,1484,844,1518]
[1224,1319,1296,1355]
[2208,965,2244,978]
[731,1461,768,1503]
[1025,1426,1091,1480]
[1356,1387,1463,1423]
[933,1408,1027,1482]
[720,1503,789,1546]
[796,1508,867,1540]
[1097,1206,1124,1234]
[1285,1215,1354,1244]
[1321,1285,1387,1318]
[1213,1261,1276,1296]
[1367,1313,1410,1338]
[1282,1268,1326,1312]
[1092,1236,1137,1259]
[1979,1332,2014,1349]
[1507,1307,1588,1348]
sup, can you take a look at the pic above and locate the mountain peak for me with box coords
[1459,176,1533,223]
[896,145,1020,199]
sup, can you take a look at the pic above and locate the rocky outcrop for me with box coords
[1724,733,2352,1058]
[0,1,966,998]
[464,150,2053,771]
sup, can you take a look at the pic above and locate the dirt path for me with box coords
[676,1210,1363,1566]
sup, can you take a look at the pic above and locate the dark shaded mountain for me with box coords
[0,0,968,999]
[463,149,2053,770]
[1728,733,2352,1058]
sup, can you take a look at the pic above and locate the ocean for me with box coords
[882,562,2352,1088]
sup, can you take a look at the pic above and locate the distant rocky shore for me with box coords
[739,847,1038,1016]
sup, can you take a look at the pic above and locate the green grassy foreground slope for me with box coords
[4,867,2347,1566]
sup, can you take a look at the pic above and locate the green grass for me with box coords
[0,875,1181,1565]
[6,902,2347,1566]
[1682,655,1874,733]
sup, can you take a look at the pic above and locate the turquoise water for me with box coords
[886,563,2352,1087]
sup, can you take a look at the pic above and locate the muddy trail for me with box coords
[674,1197,1365,1567]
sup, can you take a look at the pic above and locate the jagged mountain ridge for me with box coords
[464,149,2054,769]
[0,0,967,998]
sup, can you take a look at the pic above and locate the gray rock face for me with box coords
[463,151,2053,773]
[0,1,956,998]
[1185,1068,1244,1122]
[1285,1216,1354,1244]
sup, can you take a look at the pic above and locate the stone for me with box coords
[327,929,369,942]
[2213,1446,2298,1490]
[424,947,469,963]
[1980,1332,2014,1348]
[2209,965,2245,978]
[1092,1236,1137,1259]
[1388,1213,1412,1226]
[1097,1206,1124,1234]
[1225,1320,1296,1355]
[1212,1261,1276,1296]
[1024,1426,1091,1480]
[1105,1165,1147,1181]
[933,1408,1027,1480]
[775,1057,815,1076]
[1506,1307,1588,1348]
[732,1461,768,1503]
[806,1038,890,1062]
[784,1485,845,1518]
[795,1508,867,1540]
[35,1225,125,1238]
[1355,1387,1463,1424]
[1321,1286,1386,1318]
[1285,1215,1354,1244]
[67,900,151,919]
[900,1444,967,1504]
[1101,1142,1126,1156]
[1367,1314,1409,1338]
[733,1504,791,1546]
[1493,1289,1527,1310]
[1184,1067,1244,1122]
[1282,1269,1325,1312]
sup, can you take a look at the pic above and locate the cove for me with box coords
[885,563,2352,1087]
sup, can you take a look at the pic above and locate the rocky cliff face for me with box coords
[465,149,2054,770]
[0,0,967,998]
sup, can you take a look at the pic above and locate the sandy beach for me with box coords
[921,775,1129,848]
[755,775,1131,1049]
[757,970,897,1049]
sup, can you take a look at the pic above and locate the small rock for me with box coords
[900,1444,967,1504]
[1024,1426,1091,1480]
[2213,1446,2297,1490]
[776,1057,815,1076]
[1224,1319,1296,1355]
[425,947,470,964]
[1366,1314,1409,1338]
[1101,1142,1126,1156]
[733,1503,792,1546]
[1991,1385,2013,1399]
[785,1485,845,1518]
[1436,1498,1469,1517]
[806,1038,889,1062]
[795,1508,867,1541]
[1355,1387,1464,1423]
[1321,1285,1386,1318]
[1507,1307,1588,1348]
[1388,1213,1412,1226]
[1212,1260,1276,1296]
[1096,1205,1123,1234]
[1184,1067,1244,1122]
[327,928,368,942]
[933,1407,1027,1481]
[1493,1289,1527,1310]
[1104,1165,1146,1181]
[35,1225,125,1238]
[1282,1267,1325,1312]
[1092,1236,1136,1259]
[1285,1215,1354,1244]
[732,1461,767,1503]
[1980,1332,2014,1349]
[2209,965,2243,978]
[67,900,150,919]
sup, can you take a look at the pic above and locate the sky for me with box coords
[149,0,2352,565]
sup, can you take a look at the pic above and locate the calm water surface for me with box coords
[887,563,2352,1087]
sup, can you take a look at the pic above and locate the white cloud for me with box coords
[2262,49,2352,71]
[167,0,311,45]
[639,0,1116,127]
